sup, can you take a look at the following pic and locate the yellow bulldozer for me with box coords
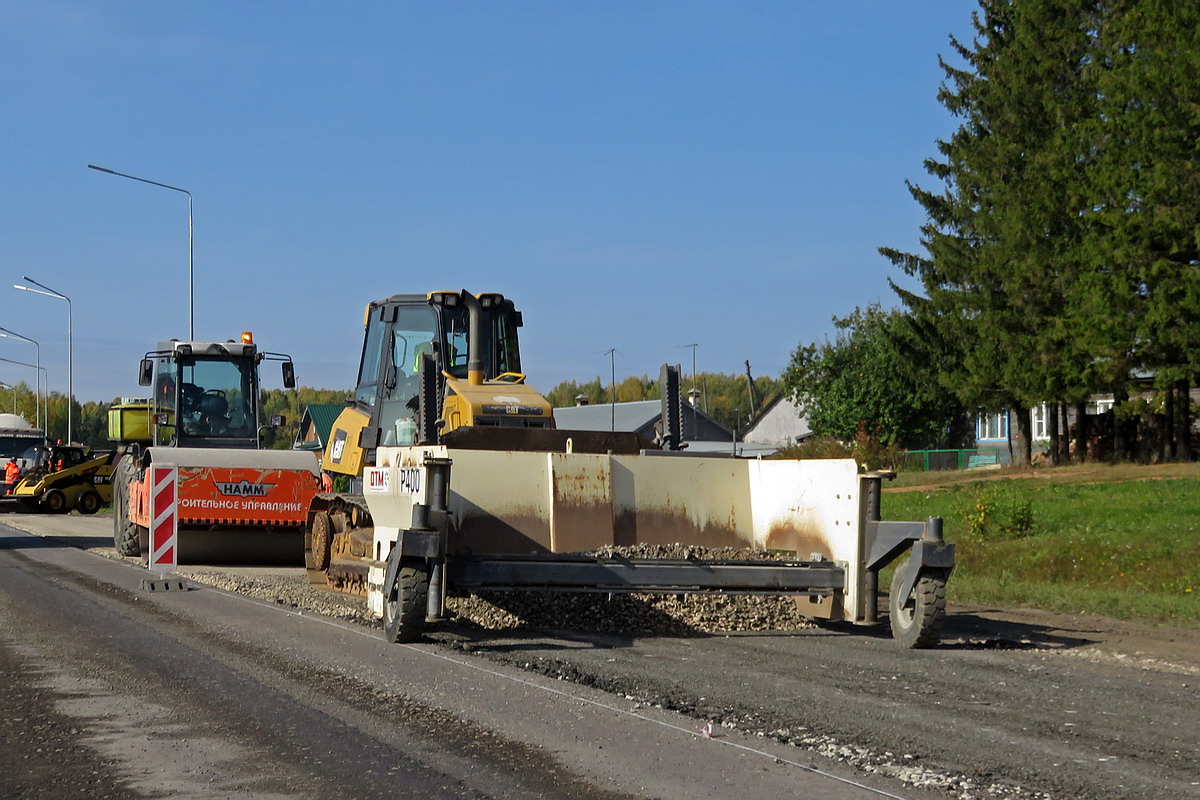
[307,290,955,648]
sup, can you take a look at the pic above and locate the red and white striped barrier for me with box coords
[149,465,178,575]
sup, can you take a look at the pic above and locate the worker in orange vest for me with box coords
[4,457,21,495]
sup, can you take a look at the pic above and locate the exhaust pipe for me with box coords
[459,290,484,386]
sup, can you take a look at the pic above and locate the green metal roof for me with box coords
[295,404,344,449]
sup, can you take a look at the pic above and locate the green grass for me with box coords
[883,476,1200,626]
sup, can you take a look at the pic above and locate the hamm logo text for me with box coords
[215,480,275,498]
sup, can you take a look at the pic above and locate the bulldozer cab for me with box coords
[351,292,529,448]
[324,290,557,478]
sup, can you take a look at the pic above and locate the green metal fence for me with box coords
[901,448,987,472]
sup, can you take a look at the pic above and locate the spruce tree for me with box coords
[1083,0,1200,459]
[882,0,1099,464]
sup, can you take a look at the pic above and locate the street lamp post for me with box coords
[0,329,41,433]
[0,356,47,437]
[15,278,72,444]
[88,164,193,339]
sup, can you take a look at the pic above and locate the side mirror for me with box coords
[281,361,296,389]
[271,414,285,427]
[138,359,154,386]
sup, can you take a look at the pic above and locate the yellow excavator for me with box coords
[307,290,955,648]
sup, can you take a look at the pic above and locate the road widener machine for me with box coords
[311,291,955,648]
[110,333,321,563]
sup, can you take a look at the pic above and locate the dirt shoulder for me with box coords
[887,460,1200,493]
[940,600,1200,675]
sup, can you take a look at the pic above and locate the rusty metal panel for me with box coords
[611,454,753,549]
[444,448,555,555]
[745,458,863,620]
[547,453,614,552]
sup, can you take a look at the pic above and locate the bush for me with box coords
[957,484,1036,541]
[773,436,854,460]
[773,423,906,469]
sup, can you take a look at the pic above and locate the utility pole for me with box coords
[680,343,698,387]
[744,360,758,417]
[680,343,704,414]
[604,348,616,433]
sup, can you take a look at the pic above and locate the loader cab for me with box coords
[140,335,296,449]
[351,291,527,446]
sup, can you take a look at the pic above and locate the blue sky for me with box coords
[1,2,975,403]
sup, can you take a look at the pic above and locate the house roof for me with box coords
[553,400,733,441]
[553,401,662,434]
[681,440,780,457]
[740,393,811,446]
[294,403,344,449]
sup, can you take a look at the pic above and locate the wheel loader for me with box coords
[309,291,955,648]
[109,333,321,564]
[6,446,115,514]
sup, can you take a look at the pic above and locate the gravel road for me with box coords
[5,512,1198,800]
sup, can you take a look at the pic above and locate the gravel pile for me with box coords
[138,543,822,636]
[447,543,819,635]
[590,543,797,561]
[176,570,377,627]
[448,590,817,635]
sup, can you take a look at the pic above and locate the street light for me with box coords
[88,164,193,339]
[0,329,42,433]
[0,356,47,437]
[15,278,72,444]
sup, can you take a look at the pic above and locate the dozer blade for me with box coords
[440,426,655,455]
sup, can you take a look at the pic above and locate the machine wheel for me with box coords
[308,511,333,572]
[41,489,69,514]
[112,463,141,557]
[889,563,948,649]
[383,558,429,644]
[76,489,102,515]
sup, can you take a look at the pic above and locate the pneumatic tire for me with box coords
[76,490,102,515]
[383,558,429,644]
[889,562,948,649]
[42,489,68,514]
[112,461,141,557]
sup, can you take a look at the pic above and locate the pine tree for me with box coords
[1083,0,1200,459]
[881,0,1100,463]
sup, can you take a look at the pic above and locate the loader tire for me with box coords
[889,564,948,649]
[42,489,68,514]
[384,558,429,644]
[112,465,140,558]
[76,489,102,515]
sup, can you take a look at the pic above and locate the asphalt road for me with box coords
[4,513,1199,799]
[0,517,932,800]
